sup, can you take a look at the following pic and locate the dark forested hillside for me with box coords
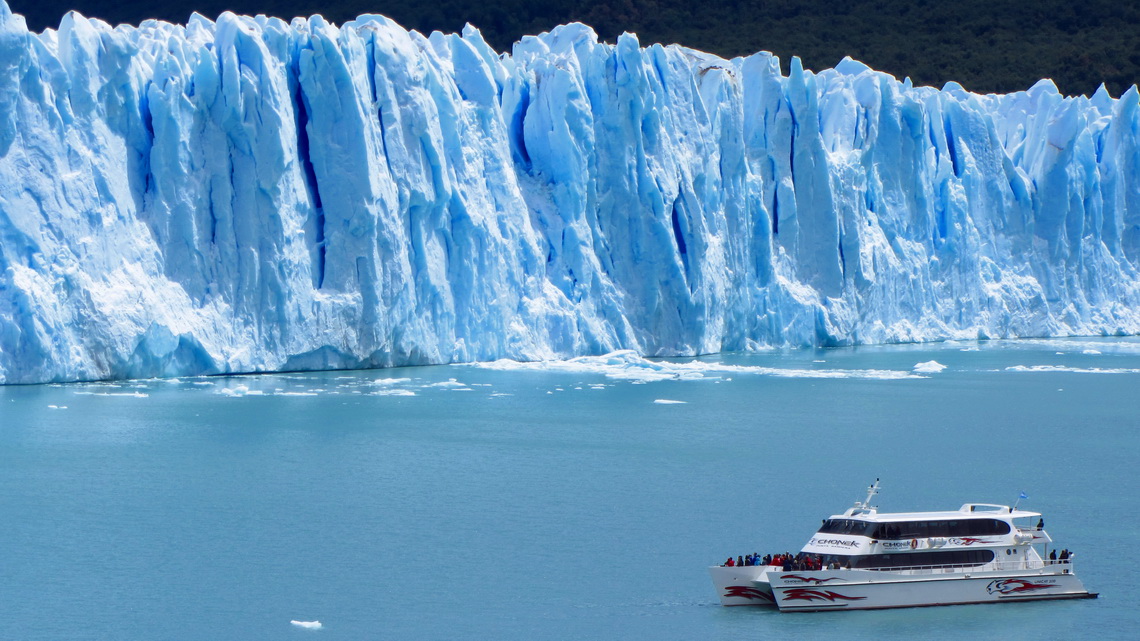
[7,0,1139,96]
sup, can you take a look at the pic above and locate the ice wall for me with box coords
[2,2,1139,383]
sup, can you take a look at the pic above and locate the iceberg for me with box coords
[1,2,1140,384]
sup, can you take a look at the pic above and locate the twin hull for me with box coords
[710,565,1093,611]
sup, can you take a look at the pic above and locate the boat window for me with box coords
[852,549,995,569]
[871,518,1010,539]
[962,519,1011,536]
[816,519,875,536]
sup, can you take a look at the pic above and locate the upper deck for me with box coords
[803,481,1049,554]
[833,504,1041,522]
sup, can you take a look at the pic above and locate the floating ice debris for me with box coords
[475,350,918,381]
[47,405,67,409]
[428,379,468,388]
[73,391,149,398]
[290,620,322,629]
[1005,365,1140,374]
[913,360,947,373]
[371,378,413,386]
[1083,349,1102,355]
[369,389,417,397]
[1013,339,1140,355]
[219,385,250,397]
[654,399,687,404]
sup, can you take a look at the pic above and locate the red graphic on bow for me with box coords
[986,579,1054,595]
[781,574,843,585]
[950,537,991,546]
[783,588,867,602]
[724,585,775,601]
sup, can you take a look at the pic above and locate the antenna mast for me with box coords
[856,478,881,510]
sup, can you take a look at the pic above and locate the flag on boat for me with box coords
[1019,492,1029,500]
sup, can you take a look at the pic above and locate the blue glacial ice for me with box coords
[2,2,1140,383]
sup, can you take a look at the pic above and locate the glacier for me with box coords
[2,1,1140,384]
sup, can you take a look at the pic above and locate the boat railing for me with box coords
[857,558,1073,574]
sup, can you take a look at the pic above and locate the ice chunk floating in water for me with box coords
[2,1,1140,384]
[913,361,947,374]
[290,620,322,629]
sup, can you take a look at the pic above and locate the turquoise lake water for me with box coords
[1,338,1136,640]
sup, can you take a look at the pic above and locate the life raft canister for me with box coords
[910,538,918,549]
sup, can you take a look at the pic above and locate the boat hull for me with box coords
[768,567,1095,611]
[709,565,777,606]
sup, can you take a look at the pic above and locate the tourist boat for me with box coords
[709,480,1096,611]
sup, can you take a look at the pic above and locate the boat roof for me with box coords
[831,504,1042,521]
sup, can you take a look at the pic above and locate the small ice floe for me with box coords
[913,360,947,374]
[219,385,250,397]
[368,389,417,397]
[428,379,467,388]
[371,377,412,386]
[47,405,68,410]
[290,620,322,629]
[654,399,687,404]
[1083,349,1102,355]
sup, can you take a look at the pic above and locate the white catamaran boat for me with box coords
[710,480,1097,611]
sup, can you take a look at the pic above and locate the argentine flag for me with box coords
[1019,492,1029,500]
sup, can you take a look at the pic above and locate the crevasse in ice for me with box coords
[1,2,1139,383]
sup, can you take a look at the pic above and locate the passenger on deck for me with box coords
[725,557,734,567]
[1049,549,1057,561]
[1037,518,1044,529]
[738,555,745,568]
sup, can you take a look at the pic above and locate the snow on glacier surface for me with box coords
[2,1,1140,384]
